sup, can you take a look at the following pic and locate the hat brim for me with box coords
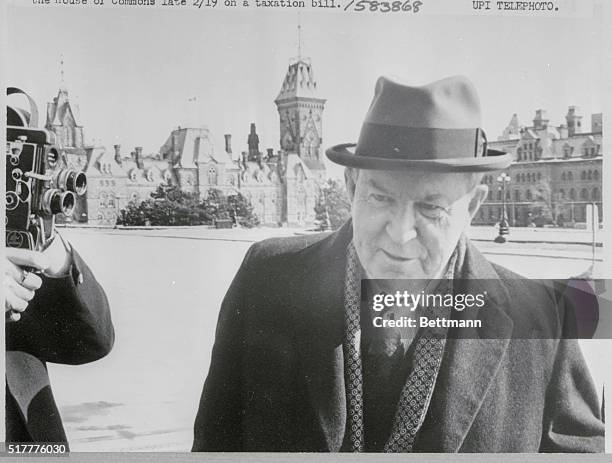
[326,143,512,172]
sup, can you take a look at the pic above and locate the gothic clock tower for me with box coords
[275,58,327,180]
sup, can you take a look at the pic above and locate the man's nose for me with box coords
[385,203,418,244]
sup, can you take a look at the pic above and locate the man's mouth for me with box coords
[381,249,417,262]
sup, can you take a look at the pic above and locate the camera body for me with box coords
[6,87,87,250]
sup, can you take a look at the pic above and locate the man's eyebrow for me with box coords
[421,193,444,201]
[367,179,392,194]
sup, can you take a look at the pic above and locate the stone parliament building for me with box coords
[475,108,603,227]
[46,56,326,227]
[44,64,602,229]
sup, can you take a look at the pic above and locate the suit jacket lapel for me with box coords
[290,227,516,452]
[290,221,353,451]
[419,240,515,452]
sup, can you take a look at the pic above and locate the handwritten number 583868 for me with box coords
[344,0,422,12]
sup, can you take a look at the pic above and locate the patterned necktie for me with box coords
[342,242,460,452]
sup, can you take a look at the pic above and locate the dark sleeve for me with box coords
[540,336,605,452]
[192,245,257,452]
[6,247,115,365]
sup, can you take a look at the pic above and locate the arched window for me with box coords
[581,188,588,200]
[497,190,502,201]
[588,171,593,180]
[569,188,576,200]
[559,189,565,199]
[108,195,116,208]
[526,190,532,201]
[515,174,520,183]
[581,171,586,180]
[514,190,521,201]
[568,171,573,181]
[592,188,600,200]
[208,167,217,185]
[593,170,599,180]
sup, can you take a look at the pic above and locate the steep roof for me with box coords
[46,88,82,127]
[275,59,322,102]
[159,127,232,168]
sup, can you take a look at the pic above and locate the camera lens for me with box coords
[68,171,87,196]
[57,170,88,195]
[60,191,76,216]
[43,189,75,216]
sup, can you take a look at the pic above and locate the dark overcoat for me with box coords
[192,221,604,452]
[6,248,115,445]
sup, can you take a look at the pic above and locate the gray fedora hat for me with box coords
[326,75,512,172]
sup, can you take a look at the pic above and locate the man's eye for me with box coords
[417,202,447,218]
[368,193,393,204]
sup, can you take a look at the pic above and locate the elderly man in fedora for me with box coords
[192,76,604,452]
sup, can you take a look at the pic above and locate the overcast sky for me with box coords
[7,5,603,178]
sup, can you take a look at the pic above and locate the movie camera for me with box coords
[6,87,87,251]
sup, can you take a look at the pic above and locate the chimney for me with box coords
[591,113,602,134]
[558,124,568,139]
[135,146,144,169]
[266,148,274,159]
[114,144,122,165]
[224,134,232,154]
[533,109,549,130]
[565,106,583,137]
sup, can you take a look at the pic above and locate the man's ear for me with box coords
[344,168,357,202]
[468,184,488,221]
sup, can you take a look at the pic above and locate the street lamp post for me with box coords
[494,172,511,243]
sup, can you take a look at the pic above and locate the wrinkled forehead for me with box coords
[356,169,478,201]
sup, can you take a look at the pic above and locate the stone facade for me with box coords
[476,108,603,227]
[275,59,327,181]
[45,57,325,227]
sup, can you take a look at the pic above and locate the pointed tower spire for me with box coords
[297,13,302,60]
[59,53,66,90]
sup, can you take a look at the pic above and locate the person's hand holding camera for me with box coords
[4,233,72,321]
